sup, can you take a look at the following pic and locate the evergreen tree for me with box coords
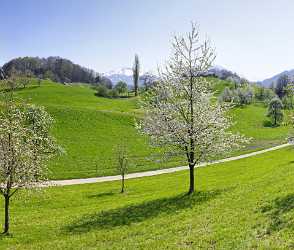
[132,54,140,96]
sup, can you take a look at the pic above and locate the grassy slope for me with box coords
[0,147,293,249]
[231,104,289,150]
[13,80,291,179]
[14,82,165,179]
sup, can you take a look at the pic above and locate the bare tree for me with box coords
[116,143,128,193]
[138,23,248,194]
[132,54,140,96]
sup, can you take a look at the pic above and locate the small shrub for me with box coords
[219,86,253,106]
[95,85,109,97]
[114,81,128,94]
[108,89,119,98]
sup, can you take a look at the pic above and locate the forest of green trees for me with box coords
[1,56,111,85]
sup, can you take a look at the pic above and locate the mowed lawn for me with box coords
[13,80,291,179]
[0,147,293,249]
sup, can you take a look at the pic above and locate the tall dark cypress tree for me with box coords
[132,54,140,96]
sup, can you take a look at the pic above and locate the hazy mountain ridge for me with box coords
[105,65,245,86]
[260,69,294,87]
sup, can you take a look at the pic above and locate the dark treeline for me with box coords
[1,56,111,85]
[0,67,6,80]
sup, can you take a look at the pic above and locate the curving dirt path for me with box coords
[47,143,290,187]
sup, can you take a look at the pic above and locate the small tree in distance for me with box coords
[132,54,140,96]
[116,143,128,193]
[138,23,248,194]
[267,97,284,126]
[114,81,128,96]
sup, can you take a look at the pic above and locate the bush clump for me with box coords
[219,86,253,106]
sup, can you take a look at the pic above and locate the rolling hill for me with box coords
[7,77,290,180]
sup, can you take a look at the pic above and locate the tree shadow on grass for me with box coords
[87,191,116,199]
[260,194,294,234]
[263,120,278,128]
[65,189,226,234]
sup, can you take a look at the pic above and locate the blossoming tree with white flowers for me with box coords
[0,90,60,234]
[138,23,248,194]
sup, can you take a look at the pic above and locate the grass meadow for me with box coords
[0,147,293,249]
[10,79,291,179]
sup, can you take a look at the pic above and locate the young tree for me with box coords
[114,81,128,95]
[116,144,128,193]
[132,54,140,96]
[267,97,284,126]
[0,90,60,234]
[137,23,247,194]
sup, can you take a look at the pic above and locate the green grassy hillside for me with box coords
[9,79,291,179]
[0,147,293,249]
[231,105,290,150]
[14,81,164,179]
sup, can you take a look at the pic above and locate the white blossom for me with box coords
[138,23,249,193]
[0,92,61,233]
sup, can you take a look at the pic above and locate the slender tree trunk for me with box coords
[3,195,10,234]
[188,164,195,195]
[121,173,125,193]
[135,84,138,97]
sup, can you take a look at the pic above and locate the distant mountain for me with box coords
[104,66,245,87]
[104,67,133,86]
[104,67,158,87]
[260,69,294,87]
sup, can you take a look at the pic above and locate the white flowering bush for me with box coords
[219,86,254,106]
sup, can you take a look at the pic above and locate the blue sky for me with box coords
[1,0,294,81]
